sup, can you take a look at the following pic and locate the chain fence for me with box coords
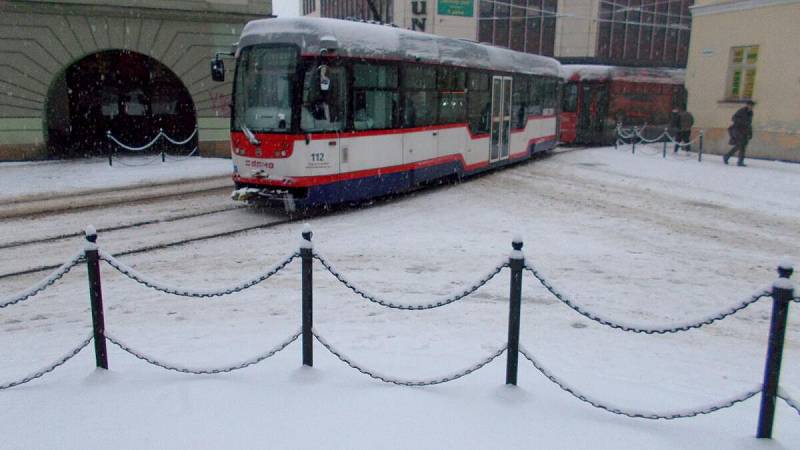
[778,388,800,415]
[100,250,298,298]
[313,251,507,310]
[106,128,197,152]
[0,334,93,390]
[105,330,300,375]
[313,330,506,386]
[0,251,84,308]
[524,264,772,334]
[518,346,761,420]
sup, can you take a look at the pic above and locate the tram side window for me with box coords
[437,67,466,124]
[512,76,529,129]
[562,83,578,113]
[528,77,544,116]
[467,71,490,134]
[353,63,398,130]
[542,79,558,114]
[402,65,437,127]
[301,64,348,132]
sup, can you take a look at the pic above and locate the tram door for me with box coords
[577,83,608,143]
[490,76,512,162]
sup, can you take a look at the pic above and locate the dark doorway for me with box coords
[46,50,196,157]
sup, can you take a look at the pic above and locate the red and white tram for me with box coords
[213,18,561,210]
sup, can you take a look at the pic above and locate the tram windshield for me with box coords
[234,45,297,132]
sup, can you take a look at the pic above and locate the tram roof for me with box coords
[560,64,685,84]
[238,17,561,77]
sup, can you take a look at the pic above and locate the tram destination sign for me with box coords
[438,0,473,17]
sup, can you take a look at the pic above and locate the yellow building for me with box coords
[686,0,800,161]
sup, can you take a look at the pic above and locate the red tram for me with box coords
[559,65,686,145]
[212,18,561,211]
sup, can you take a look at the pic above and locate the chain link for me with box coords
[778,393,800,416]
[105,330,300,374]
[524,265,771,334]
[518,346,760,420]
[793,296,799,303]
[314,330,506,386]
[313,252,507,310]
[100,250,298,297]
[1,251,84,308]
[0,334,93,390]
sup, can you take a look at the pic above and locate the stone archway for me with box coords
[45,50,197,157]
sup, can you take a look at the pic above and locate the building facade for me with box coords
[303,1,692,65]
[685,0,800,161]
[0,0,270,161]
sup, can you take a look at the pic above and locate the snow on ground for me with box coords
[1,146,799,449]
[0,156,231,203]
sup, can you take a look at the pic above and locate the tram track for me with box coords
[0,204,246,251]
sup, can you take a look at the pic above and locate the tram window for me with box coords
[437,67,466,124]
[512,76,529,129]
[528,77,543,116]
[301,64,348,132]
[235,46,297,132]
[353,63,398,130]
[467,71,490,134]
[542,79,558,112]
[562,83,578,113]
[401,65,437,127]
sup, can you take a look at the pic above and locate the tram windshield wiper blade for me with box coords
[242,125,261,145]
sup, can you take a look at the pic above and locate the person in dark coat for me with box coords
[671,107,694,153]
[724,100,754,166]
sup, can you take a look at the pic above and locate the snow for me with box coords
[560,64,685,84]
[1,147,799,448]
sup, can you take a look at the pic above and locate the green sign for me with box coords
[438,0,474,17]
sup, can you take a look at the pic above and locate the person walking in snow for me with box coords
[671,107,694,153]
[724,100,754,166]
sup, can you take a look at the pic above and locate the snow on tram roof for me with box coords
[560,64,685,84]
[238,17,561,77]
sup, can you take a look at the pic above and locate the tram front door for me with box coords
[490,76,512,163]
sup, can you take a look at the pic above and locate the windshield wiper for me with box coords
[242,125,261,145]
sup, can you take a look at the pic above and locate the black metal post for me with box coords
[85,227,108,369]
[506,238,524,385]
[632,128,637,154]
[698,130,704,162]
[757,263,794,439]
[106,131,113,166]
[662,127,668,158]
[301,227,314,367]
[159,128,166,163]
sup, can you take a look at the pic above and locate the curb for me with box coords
[0,176,232,219]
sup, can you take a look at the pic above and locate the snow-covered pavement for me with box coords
[1,147,798,448]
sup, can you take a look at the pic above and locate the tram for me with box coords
[559,65,686,145]
[212,17,561,211]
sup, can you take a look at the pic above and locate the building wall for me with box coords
[686,0,800,161]
[0,0,269,160]
[554,0,598,58]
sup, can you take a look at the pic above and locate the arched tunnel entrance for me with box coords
[46,50,196,157]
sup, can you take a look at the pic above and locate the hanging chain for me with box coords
[519,346,760,420]
[100,250,298,298]
[524,264,771,334]
[313,330,506,386]
[777,390,800,416]
[0,334,93,390]
[313,251,507,310]
[105,330,300,374]
[1,251,84,308]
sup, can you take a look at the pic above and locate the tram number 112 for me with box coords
[311,153,325,162]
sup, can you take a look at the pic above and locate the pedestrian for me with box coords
[672,107,694,153]
[724,100,754,166]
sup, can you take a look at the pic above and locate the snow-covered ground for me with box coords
[1,146,798,449]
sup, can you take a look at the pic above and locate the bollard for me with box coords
[662,127,668,158]
[106,131,113,167]
[506,237,524,385]
[300,225,314,367]
[756,263,794,439]
[84,226,108,369]
[698,130,704,162]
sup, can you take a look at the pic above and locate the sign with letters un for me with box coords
[438,0,474,17]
